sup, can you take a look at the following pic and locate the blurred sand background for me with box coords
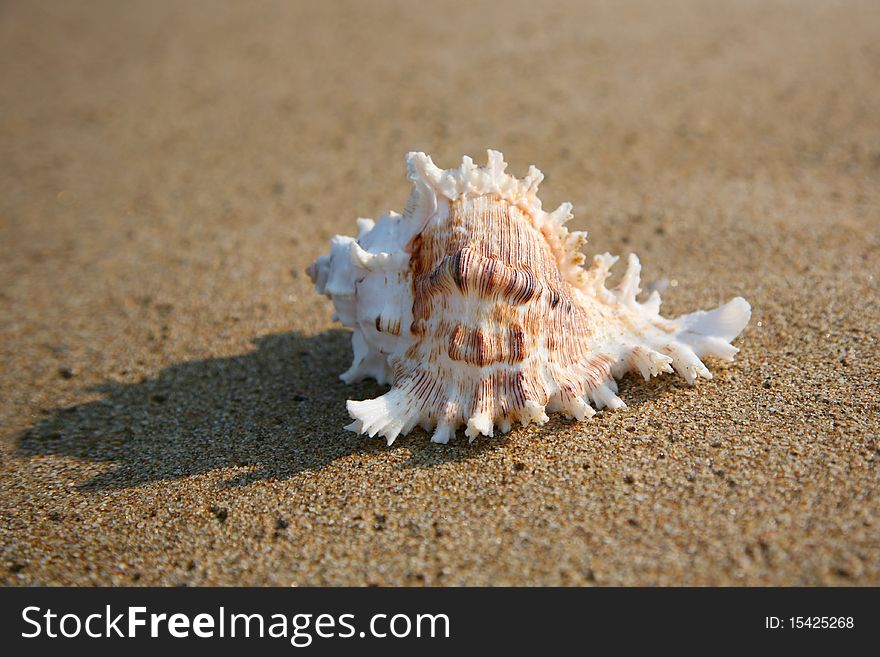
[1,0,878,586]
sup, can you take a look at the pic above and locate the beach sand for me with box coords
[1,0,878,586]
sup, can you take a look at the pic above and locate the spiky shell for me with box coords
[307,150,751,444]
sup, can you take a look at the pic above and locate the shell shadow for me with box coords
[15,329,499,491]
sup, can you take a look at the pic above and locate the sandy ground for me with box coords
[1,0,879,586]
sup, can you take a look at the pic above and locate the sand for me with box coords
[1,0,878,586]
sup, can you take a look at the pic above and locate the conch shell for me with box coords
[308,150,750,444]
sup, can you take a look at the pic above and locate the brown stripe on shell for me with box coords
[374,315,401,336]
[447,323,528,367]
[471,375,495,420]
[420,247,543,307]
[582,353,616,389]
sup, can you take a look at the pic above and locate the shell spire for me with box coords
[308,150,750,444]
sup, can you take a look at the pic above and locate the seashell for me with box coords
[307,150,751,445]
